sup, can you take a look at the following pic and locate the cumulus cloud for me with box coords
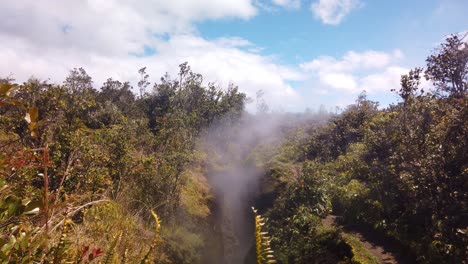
[0,0,258,56]
[300,49,407,94]
[321,73,357,91]
[151,35,304,109]
[301,50,403,72]
[310,0,361,25]
[0,0,412,111]
[360,66,408,93]
[0,0,307,111]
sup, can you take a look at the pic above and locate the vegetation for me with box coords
[340,233,378,264]
[261,34,467,264]
[0,63,246,263]
[0,34,466,263]
[252,207,276,264]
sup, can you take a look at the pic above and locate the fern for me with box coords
[102,231,122,264]
[121,247,129,264]
[52,219,73,264]
[252,207,276,264]
[140,210,161,264]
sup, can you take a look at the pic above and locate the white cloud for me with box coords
[300,49,407,94]
[0,27,407,111]
[300,50,400,73]
[0,1,413,111]
[321,73,357,91]
[151,35,304,109]
[0,33,303,111]
[310,0,361,25]
[0,0,258,56]
[0,0,306,111]
[360,66,408,93]
[271,0,301,9]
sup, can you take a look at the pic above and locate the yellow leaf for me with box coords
[28,106,39,123]
[0,83,13,96]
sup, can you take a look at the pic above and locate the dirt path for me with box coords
[322,215,413,264]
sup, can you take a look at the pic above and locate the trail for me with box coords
[322,215,414,264]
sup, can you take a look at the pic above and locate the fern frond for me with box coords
[102,231,122,264]
[140,210,161,264]
[52,219,73,264]
[121,247,129,264]
[252,207,277,264]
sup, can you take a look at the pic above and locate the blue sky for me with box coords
[199,0,466,62]
[0,0,467,111]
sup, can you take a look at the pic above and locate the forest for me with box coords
[0,34,466,264]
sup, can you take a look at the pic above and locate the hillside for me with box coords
[0,35,467,264]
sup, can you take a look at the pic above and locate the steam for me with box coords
[202,111,332,263]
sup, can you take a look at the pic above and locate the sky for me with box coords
[0,0,467,112]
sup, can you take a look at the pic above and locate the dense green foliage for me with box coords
[262,35,467,263]
[0,63,246,263]
[0,34,466,264]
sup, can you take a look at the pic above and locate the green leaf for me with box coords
[24,199,43,213]
[8,201,22,216]
[3,196,22,216]
[19,232,28,251]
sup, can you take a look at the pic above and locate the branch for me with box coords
[37,199,110,236]
[53,150,77,207]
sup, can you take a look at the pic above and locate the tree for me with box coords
[138,67,150,98]
[426,34,468,98]
[64,67,93,94]
[395,67,423,107]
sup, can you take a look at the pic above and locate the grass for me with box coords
[341,233,379,264]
